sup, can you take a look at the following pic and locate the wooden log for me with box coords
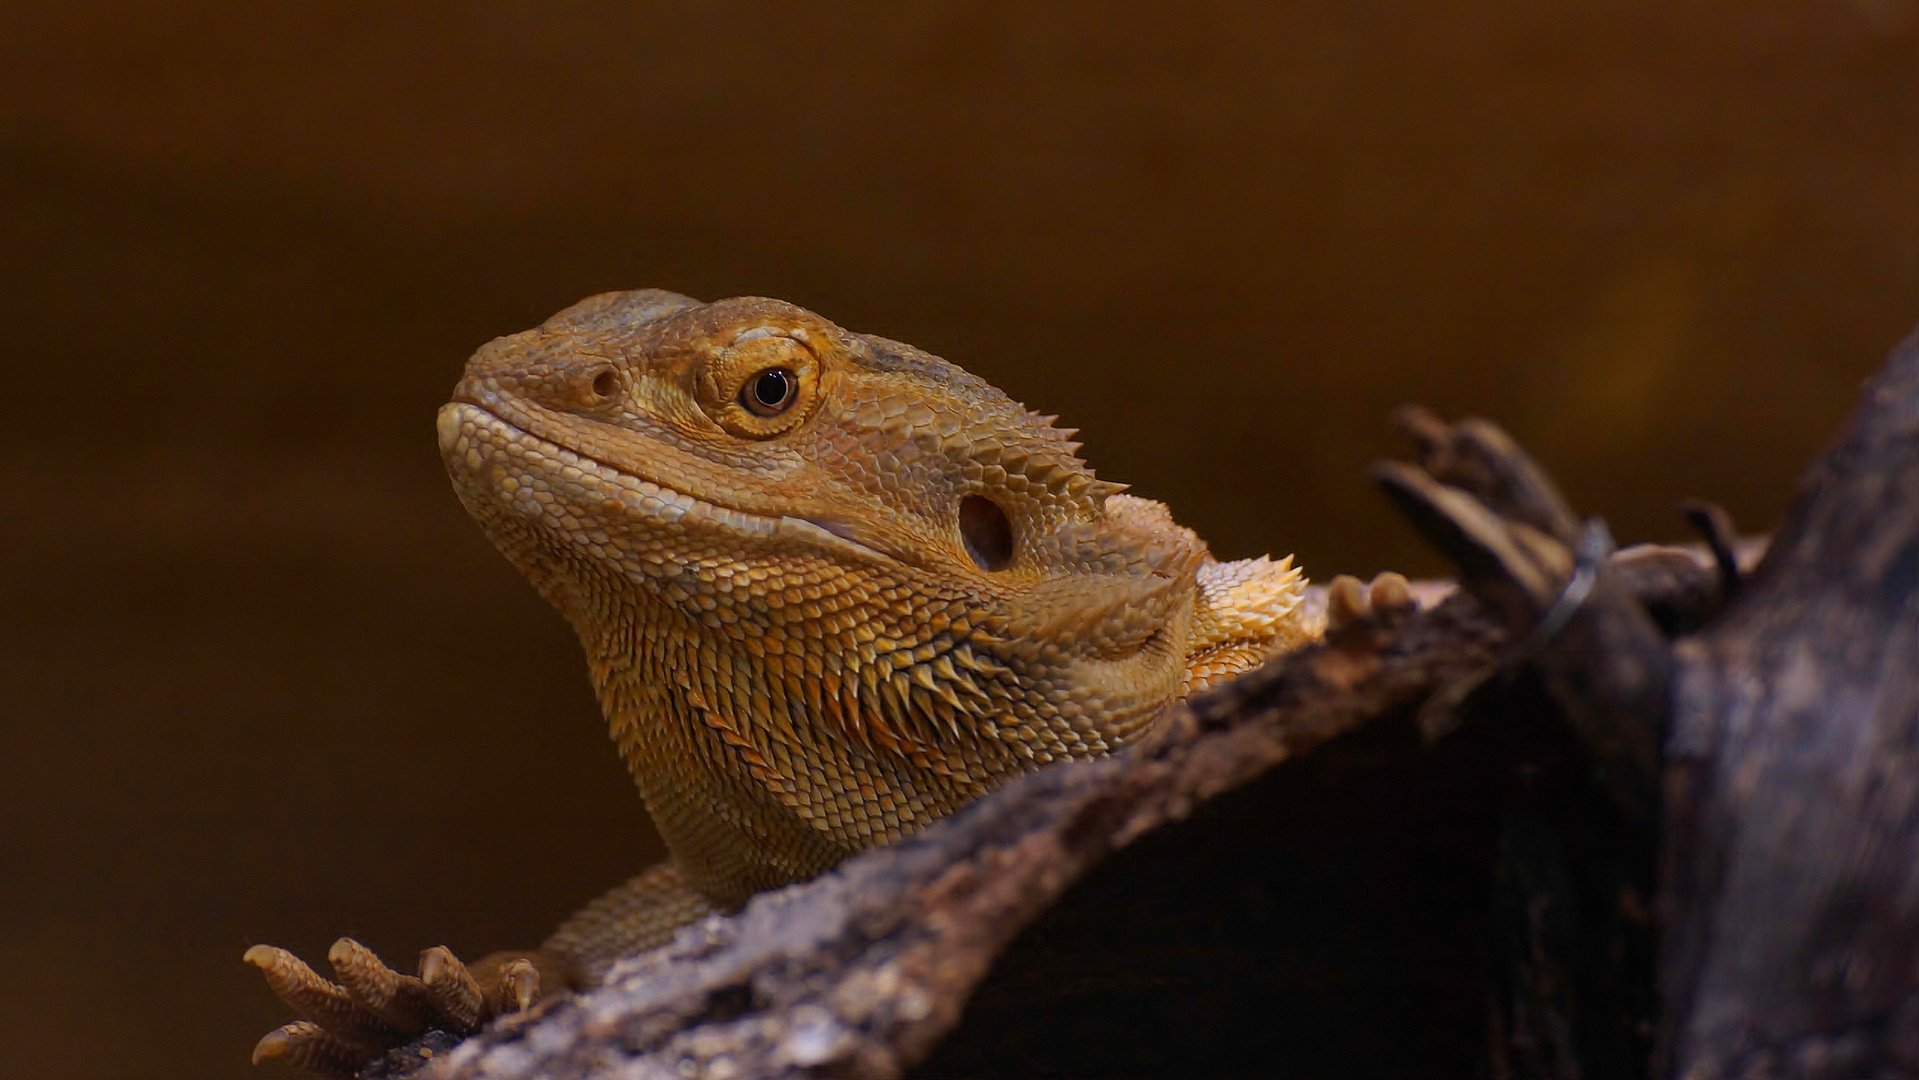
[1660,330,1919,1079]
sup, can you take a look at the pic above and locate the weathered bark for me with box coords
[1660,330,1919,1079]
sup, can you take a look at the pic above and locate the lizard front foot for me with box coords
[246,939,577,1077]
[1323,570,1420,644]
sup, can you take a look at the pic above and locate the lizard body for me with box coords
[250,290,1317,1072]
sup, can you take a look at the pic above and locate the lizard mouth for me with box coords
[438,401,899,567]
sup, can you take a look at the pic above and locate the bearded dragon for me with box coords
[246,290,1331,1076]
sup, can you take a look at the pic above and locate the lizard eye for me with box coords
[700,333,817,438]
[742,368,797,416]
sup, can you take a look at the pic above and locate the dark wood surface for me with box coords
[1661,330,1919,1079]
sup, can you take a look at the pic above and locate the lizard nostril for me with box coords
[959,495,1015,571]
[591,370,619,399]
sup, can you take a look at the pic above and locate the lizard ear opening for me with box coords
[959,495,1015,571]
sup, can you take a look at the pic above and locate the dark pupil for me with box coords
[753,369,792,408]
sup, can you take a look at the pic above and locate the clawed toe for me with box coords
[498,957,542,1013]
[327,938,437,1032]
[416,945,486,1031]
[244,944,406,1047]
[251,1021,371,1078]
[1366,571,1413,614]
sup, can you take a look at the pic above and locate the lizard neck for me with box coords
[572,559,1194,905]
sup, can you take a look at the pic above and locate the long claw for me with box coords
[244,945,394,1046]
[499,957,541,1012]
[419,945,486,1032]
[328,937,434,1031]
[250,1021,365,1078]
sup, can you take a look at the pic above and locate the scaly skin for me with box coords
[247,290,1316,1075]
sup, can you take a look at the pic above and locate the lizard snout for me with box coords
[435,403,464,457]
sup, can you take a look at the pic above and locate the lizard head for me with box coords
[439,288,1208,627]
[437,291,1213,862]
[442,291,1130,569]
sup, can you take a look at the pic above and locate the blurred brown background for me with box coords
[0,2,1912,1077]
